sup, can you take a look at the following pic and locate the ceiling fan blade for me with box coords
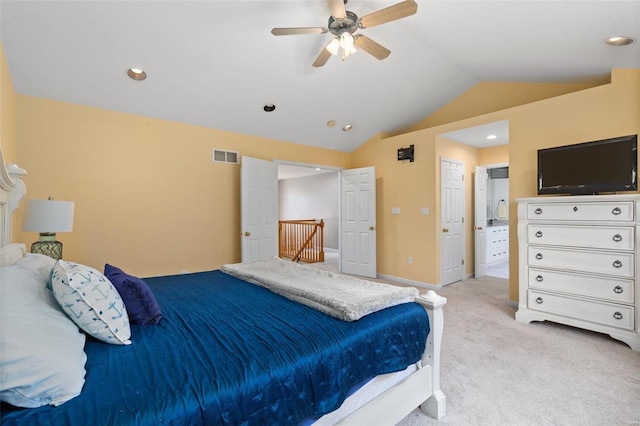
[359,0,417,28]
[354,35,390,60]
[271,27,327,36]
[327,0,347,19]
[312,42,334,67]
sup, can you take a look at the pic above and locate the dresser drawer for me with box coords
[528,246,635,278]
[528,224,634,250]
[528,268,635,304]
[528,290,635,331]
[527,202,634,222]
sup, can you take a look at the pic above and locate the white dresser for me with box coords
[516,194,640,351]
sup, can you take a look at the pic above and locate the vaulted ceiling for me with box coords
[2,1,639,153]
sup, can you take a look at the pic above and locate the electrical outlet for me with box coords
[421,207,429,215]
[392,207,400,215]
[408,257,413,265]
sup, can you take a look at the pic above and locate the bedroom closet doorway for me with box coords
[440,158,465,285]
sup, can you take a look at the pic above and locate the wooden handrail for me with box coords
[279,219,325,263]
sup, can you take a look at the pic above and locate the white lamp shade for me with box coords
[326,38,340,55]
[23,199,74,233]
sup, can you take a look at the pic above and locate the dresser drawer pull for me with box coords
[613,311,623,320]
[535,297,544,304]
[535,231,543,238]
[613,285,624,294]
[613,260,623,268]
[536,275,543,282]
[612,234,623,242]
[534,208,542,215]
[612,207,622,215]
[535,253,543,260]
[573,206,578,212]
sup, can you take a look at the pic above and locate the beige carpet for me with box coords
[394,276,640,426]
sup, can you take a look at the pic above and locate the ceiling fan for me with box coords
[271,0,418,67]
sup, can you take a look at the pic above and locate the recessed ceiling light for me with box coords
[326,120,336,128]
[263,104,276,112]
[487,134,497,140]
[126,68,147,81]
[605,36,636,46]
[342,124,352,131]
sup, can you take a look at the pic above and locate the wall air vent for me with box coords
[212,149,239,165]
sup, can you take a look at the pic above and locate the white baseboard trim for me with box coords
[377,273,442,290]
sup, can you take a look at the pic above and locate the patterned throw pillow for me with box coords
[51,261,131,345]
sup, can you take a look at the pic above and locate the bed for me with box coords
[0,153,446,425]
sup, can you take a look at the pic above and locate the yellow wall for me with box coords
[1,41,20,242]
[352,68,640,302]
[479,144,508,166]
[15,96,351,277]
[396,80,606,135]
[0,42,16,164]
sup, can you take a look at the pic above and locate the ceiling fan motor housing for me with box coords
[328,10,359,36]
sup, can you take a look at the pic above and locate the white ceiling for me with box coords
[1,1,639,153]
[439,119,509,147]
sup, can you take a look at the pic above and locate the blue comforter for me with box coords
[2,270,429,425]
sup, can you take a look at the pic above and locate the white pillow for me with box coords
[17,253,57,283]
[51,261,132,345]
[0,258,87,407]
[0,243,26,266]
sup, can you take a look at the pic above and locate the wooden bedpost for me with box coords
[416,290,447,419]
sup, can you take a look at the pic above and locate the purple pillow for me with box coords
[104,264,163,325]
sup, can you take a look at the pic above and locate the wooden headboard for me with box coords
[0,147,27,247]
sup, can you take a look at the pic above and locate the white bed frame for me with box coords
[0,148,446,424]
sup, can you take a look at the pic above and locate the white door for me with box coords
[241,157,278,263]
[340,167,377,278]
[440,158,465,285]
[474,166,488,278]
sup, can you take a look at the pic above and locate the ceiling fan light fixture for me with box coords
[343,45,357,58]
[326,38,340,55]
[339,32,355,50]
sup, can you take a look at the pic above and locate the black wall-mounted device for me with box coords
[397,144,415,162]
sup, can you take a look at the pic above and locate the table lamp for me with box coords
[23,197,74,260]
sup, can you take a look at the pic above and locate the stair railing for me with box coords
[278,219,324,263]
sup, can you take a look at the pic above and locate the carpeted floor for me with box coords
[395,276,640,426]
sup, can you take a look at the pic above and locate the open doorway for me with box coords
[485,165,509,279]
[278,164,340,272]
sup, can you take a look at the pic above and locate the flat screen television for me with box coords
[537,134,638,195]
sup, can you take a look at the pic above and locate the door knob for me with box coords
[369,226,376,231]
[243,231,251,237]
[442,228,449,233]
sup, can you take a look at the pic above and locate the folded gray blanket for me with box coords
[221,258,419,321]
